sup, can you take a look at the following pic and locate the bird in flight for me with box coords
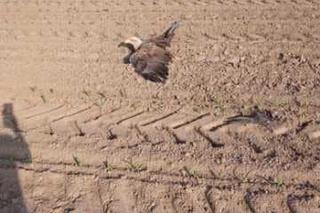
[118,21,180,83]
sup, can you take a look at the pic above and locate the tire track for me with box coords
[171,112,210,129]
[24,104,65,119]
[1,160,318,193]
[13,102,320,143]
[140,108,182,126]
[115,110,145,125]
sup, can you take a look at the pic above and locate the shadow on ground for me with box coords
[0,103,31,213]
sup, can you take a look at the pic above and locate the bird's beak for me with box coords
[118,42,125,48]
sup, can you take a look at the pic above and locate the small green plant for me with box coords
[82,90,107,108]
[22,157,32,164]
[269,97,289,107]
[0,156,16,164]
[298,105,309,121]
[182,166,200,178]
[72,155,81,166]
[274,179,284,188]
[3,156,32,164]
[125,160,147,172]
[103,160,114,172]
[233,169,251,183]
[257,175,285,188]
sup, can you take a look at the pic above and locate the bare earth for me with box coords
[1,0,320,212]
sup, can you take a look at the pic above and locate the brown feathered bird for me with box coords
[118,21,180,83]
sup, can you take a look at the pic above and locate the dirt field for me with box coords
[1,0,320,212]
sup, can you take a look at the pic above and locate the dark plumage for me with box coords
[118,21,180,83]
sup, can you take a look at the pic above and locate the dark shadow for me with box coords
[0,103,31,213]
[210,106,274,132]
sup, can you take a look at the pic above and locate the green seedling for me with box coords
[257,175,285,188]
[103,161,114,172]
[182,166,200,178]
[274,179,285,188]
[73,155,81,166]
[125,160,147,172]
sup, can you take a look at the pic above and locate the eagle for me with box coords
[118,21,180,83]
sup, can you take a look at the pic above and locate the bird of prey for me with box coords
[118,21,180,83]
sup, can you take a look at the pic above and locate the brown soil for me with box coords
[1,0,320,212]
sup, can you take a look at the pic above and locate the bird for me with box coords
[118,21,180,83]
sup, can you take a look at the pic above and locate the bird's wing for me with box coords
[130,44,172,83]
[149,21,180,48]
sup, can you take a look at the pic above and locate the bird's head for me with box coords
[118,36,143,52]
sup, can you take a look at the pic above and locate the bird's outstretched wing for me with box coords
[130,44,172,83]
[149,21,180,48]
